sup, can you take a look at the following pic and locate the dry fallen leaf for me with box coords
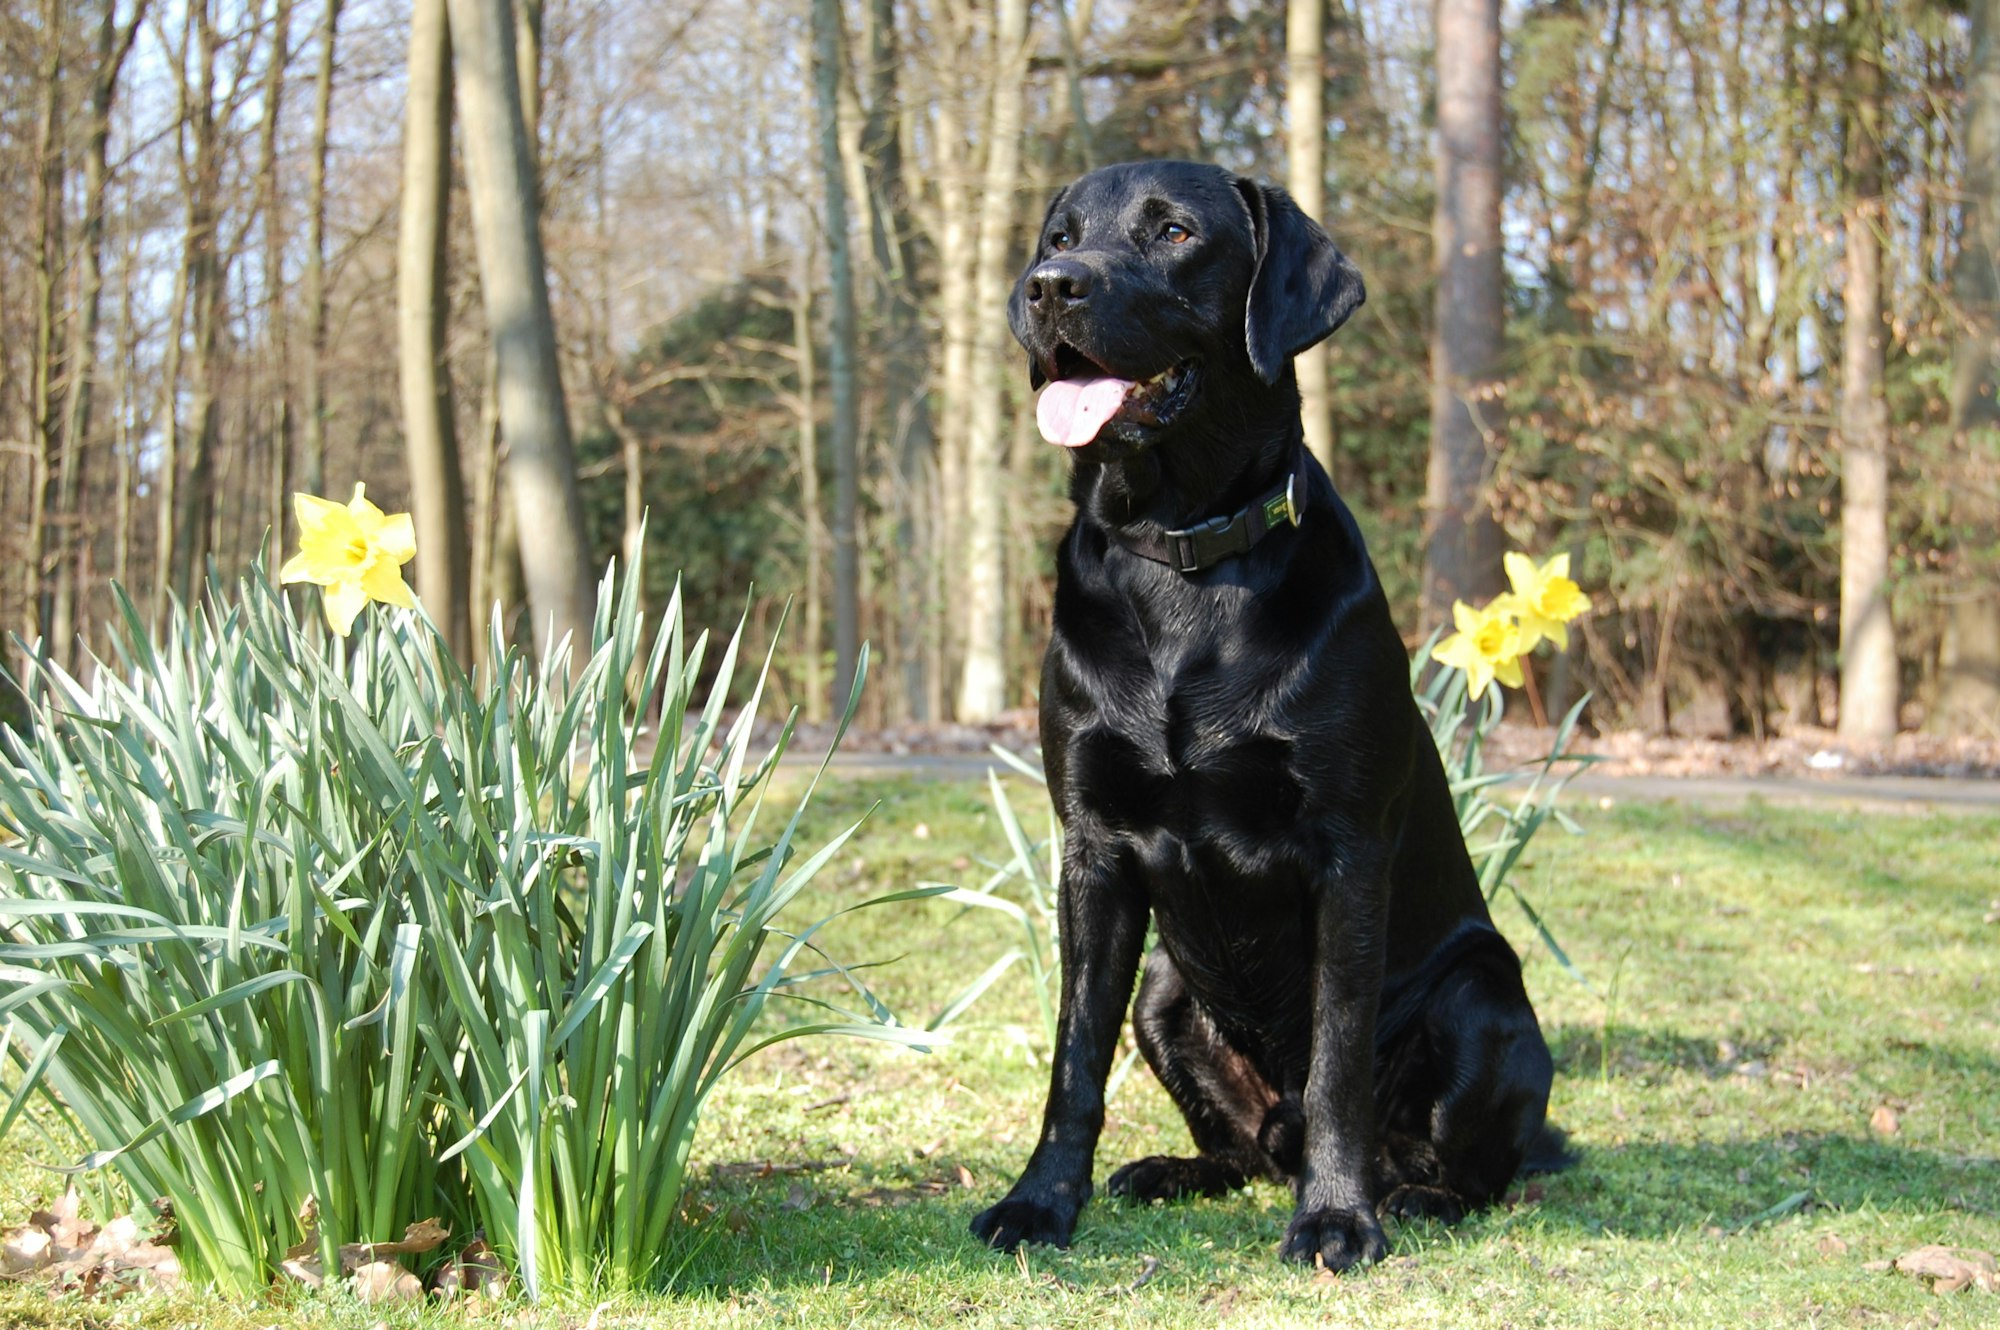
[1869,1104,1901,1136]
[349,1259,424,1304]
[0,1190,181,1295]
[280,1216,450,1288]
[1891,1245,1999,1295]
[1818,1234,1850,1257]
[432,1236,509,1305]
[2,1228,53,1276]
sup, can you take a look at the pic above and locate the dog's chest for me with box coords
[1061,639,1307,844]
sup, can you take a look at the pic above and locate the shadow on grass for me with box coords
[1545,1021,2000,1089]
[660,1129,1999,1300]
[1546,1023,1786,1080]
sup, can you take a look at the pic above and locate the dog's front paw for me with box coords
[1279,1205,1388,1272]
[1381,1183,1466,1225]
[1107,1155,1244,1203]
[970,1194,1081,1252]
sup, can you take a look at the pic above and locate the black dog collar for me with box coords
[1111,466,1306,574]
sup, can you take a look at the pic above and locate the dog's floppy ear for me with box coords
[1236,177,1366,385]
[1010,186,1072,389]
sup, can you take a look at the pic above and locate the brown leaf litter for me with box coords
[279,1207,451,1304]
[1884,1245,2000,1295]
[0,1187,181,1296]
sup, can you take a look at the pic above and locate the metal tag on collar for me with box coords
[1262,472,1301,530]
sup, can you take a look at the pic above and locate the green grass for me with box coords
[2,776,1995,1328]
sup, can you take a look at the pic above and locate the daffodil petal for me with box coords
[278,551,317,585]
[1545,551,1570,580]
[1452,600,1481,634]
[361,561,417,609]
[373,513,416,564]
[349,485,389,532]
[1494,654,1525,689]
[322,579,369,637]
[1504,551,1537,599]
[293,492,346,533]
[1545,621,1569,652]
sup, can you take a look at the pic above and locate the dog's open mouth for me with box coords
[1035,351,1196,448]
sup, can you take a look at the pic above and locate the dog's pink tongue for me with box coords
[1036,376,1131,447]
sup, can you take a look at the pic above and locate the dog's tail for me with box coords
[1521,1122,1579,1176]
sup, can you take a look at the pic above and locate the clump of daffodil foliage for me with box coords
[0,490,933,1298]
[1420,551,1597,982]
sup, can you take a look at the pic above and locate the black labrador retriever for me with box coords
[969,161,1563,1272]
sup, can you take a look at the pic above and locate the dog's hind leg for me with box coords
[1106,948,1289,1204]
[1375,943,1555,1223]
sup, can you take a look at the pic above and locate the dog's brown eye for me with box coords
[1050,231,1074,252]
[1162,223,1192,244]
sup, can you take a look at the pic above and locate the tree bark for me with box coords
[255,0,294,554]
[170,0,225,605]
[27,0,65,651]
[1837,0,1897,741]
[1288,0,1334,479]
[1422,0,1506,625]
[1937,0,2000,734]
[50,0,147,660]
[398,0,472,659]
[447,0,595,659]
[791,248,826,723]
[861,0,934,720]
[812,0,862,715]
[301,0,342,500]
[958,0,1031,722]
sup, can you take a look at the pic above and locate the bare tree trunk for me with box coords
[26,0,65,651]
[1288,0,1334,479]
[932,87,972,688]
[791,251,825,723]
[1938,0,2000,734]
[301,0,343,499]
[860,0,934,720]
[812,0,862,714]
[1052,0,1094,168]
[111,216,138,596]
[255,0,294,552]
[151,178,191,626]
[1422,0,1506,624]
[399,0,471,659]
[171,0,225,604]
[1837,0,1897,740]
[447,0,594,659]
[958,0,1030,721]
[51,0,147,660]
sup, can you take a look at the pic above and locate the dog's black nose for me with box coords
[1025,258,1092,311]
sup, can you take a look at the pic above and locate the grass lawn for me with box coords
[1,774,1995,1328]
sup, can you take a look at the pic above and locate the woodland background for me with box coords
[3,0,1997,741]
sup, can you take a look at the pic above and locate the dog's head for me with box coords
[1009,161,1364,459]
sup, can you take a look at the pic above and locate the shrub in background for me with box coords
[0,541,929,1297]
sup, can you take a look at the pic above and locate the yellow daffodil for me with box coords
[1431,598,1526,701]
[279,484,417,637]
[1501,551,1592,652]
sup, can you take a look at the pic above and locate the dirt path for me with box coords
[804,751,2000,816]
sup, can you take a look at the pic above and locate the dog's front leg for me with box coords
[971,844,1148,1251]
[1280,856,1392,1271]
